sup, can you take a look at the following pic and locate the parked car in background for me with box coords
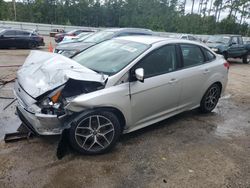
[14,36,228,154]
[0,29,45,49]
[54,29,93,43]
[243,37,250,44]
[50,28,65,37]
[206,35,249,64]
[180,34,200,41]
[59,32,94,45]
[168,34,201,42]
[54,28,154,57]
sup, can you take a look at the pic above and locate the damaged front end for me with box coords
[14,51,107,135]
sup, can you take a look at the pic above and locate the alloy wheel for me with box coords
[74,115,115,152]
[204,86,220,111]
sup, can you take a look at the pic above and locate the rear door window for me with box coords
[180,44,205,68]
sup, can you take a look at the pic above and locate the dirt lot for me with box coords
[0,41,249,188]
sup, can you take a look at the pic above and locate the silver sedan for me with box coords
[14,36,229,154]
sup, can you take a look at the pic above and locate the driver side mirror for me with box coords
[135,68,144,82]
[0,35,4,38]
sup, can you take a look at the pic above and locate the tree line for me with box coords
[0,0,250,36]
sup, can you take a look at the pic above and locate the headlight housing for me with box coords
[38,86,66,115]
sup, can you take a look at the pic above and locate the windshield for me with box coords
[83,31,114,43]
[73,39,149,75]
[207,36,230,44]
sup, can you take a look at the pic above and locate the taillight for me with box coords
[224,61,230,70]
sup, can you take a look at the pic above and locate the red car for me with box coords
[54,29,92,43]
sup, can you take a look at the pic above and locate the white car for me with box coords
[59,32,93,44]
[14,36,229,154]
[168,34,201,42]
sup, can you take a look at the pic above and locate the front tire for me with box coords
[69,111,121,155]
[242,54,249,64]
[223,52,228,60]
[200,84,221,113]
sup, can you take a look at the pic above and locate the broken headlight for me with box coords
[38,87,66,115]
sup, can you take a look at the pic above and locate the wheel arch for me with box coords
[94,107,126,131]
[69,106,127,132]
[203,81,222,97]
[213,81,222,94]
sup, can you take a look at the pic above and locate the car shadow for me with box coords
[120,108,216,142]
[23,108,218,159]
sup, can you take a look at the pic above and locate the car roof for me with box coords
[103,27,153,33]
[2,29,32,33]
[115,35,203,46]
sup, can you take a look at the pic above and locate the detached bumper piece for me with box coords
[4,131,34,143]
[4,108,37,143]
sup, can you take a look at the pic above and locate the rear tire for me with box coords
[69,111,121,155]
[28,42,37,49]
[200,84,221,113]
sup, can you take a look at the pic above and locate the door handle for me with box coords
[203,69,210,74]
[168,78,178,84]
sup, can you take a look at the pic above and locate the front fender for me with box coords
[65,83,132,127]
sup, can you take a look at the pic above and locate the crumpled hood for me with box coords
[17,51,108,98]
[56,42,96,51]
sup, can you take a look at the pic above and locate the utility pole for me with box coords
[12,0,17,21]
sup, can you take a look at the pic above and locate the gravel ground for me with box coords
[0,44,249,188]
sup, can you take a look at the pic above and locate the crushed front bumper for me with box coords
[16,105,64,135]
[14,81,67,136]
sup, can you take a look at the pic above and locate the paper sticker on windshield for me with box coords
[121,46,138,53]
